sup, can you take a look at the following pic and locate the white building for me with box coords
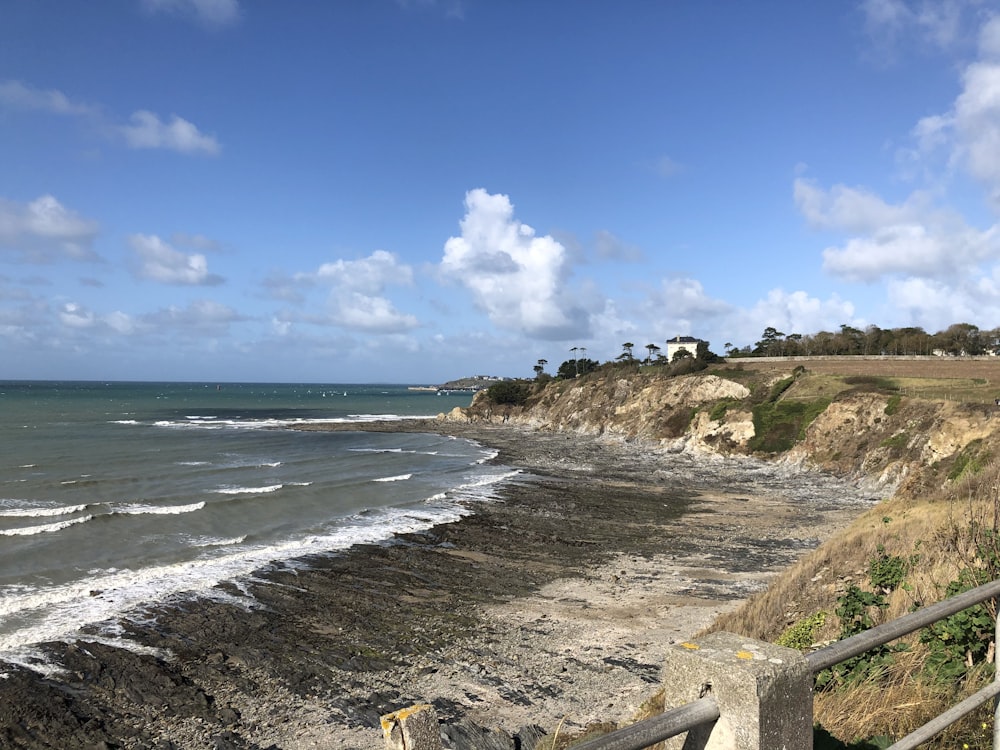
[665,335,705,361]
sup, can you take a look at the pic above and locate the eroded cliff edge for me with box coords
[444,363,1000,503]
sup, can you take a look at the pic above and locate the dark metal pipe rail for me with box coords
[806,577,1000,673]
[566,695,720,750]
[573,577,1000,750]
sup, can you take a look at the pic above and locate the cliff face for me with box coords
[446,367,1000,499]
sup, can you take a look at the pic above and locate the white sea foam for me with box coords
[213,485,283,495]
[374,474,412,483]
[0,515,93,536]
[113,501,206,516]
[189,535,247,547]
[111,419,139,425]
[0,500,478,658]
[0,503,88,518]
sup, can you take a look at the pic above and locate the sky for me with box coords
[4,1,1000,383]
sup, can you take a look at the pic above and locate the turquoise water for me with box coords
[0,381,507,661]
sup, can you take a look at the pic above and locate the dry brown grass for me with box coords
[734,357,1000,404]
[734,356,1000,381]
[707,460,1000,746]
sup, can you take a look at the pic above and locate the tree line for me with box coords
[530,338,720,383]
[524,321,998,386]
[732,322,999,358]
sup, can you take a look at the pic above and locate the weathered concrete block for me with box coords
[381,703,443,750]
[661,631,812,750]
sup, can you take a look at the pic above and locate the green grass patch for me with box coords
[879,432,909,450]
[749,398,831,453]
[883,394,902,416]
[776,611,827,650]
[948,439,987,481]
[708,399,735,422]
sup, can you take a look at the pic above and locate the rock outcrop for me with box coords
[445,367,1000,499]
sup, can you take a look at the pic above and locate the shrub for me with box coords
[749,398,831,453]
[708,399,734,422]
[883,394,902,416]
[949,440,986,481]
[776,612,827,650]
[484,381,530,406]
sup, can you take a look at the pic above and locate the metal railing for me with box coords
[568,578,1000,750]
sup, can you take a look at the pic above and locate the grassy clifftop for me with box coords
[455,358,1000,747]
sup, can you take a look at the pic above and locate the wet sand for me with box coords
[0,421,875,749]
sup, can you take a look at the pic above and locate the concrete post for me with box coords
[660,631,813,750]
[381,704,443,750]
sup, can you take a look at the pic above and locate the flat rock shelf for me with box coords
[0,422,876,750]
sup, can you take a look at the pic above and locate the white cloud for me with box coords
[822,223,1000,282]
[59,302,95,329]
[793,178,921,233]
[862,0,974,54]
[297,250,418,333]
[440,188,593,339]
[0,80,96,116]
[660,277,733,319]
[746,289,857,338]
[795,178,1000,283]
[895,16,1000,205]
[0,195,101,263]
[121,111,220,155]
[142,299,245,333]
[58,302,137,334]
[141,0,240,26]
[128,234,224,285]
[1,79,220,157]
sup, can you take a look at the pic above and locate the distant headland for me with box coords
[408,375,512,393]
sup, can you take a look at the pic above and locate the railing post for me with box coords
[381,704,443,750]
[994,599,999,750]
[660,632,813,749]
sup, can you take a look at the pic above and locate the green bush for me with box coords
[776,612,827,650]
[883,394,902,416]
[949,440,986,481]
[748,398,830,453]
[879,432,908,450]
[485,381,530,406]
[919,570,994,684]
[708,399,734,422]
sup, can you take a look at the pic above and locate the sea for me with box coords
[0,380,513,667]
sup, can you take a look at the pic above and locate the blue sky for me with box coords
[3,0,1000,383]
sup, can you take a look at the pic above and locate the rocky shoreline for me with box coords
[0,422,877,749]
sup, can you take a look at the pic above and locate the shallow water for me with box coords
[0,381,508,656]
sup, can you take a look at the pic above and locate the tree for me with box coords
[533,359,548,379]
[485,381,530,405]
[620,342,635,360]
[753,327,785,356]
[838,325,864,355]
[644,343,661,363]
[937,323,983,356]
[556,358,599,379]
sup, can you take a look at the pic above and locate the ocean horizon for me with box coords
[0,380,512,669]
